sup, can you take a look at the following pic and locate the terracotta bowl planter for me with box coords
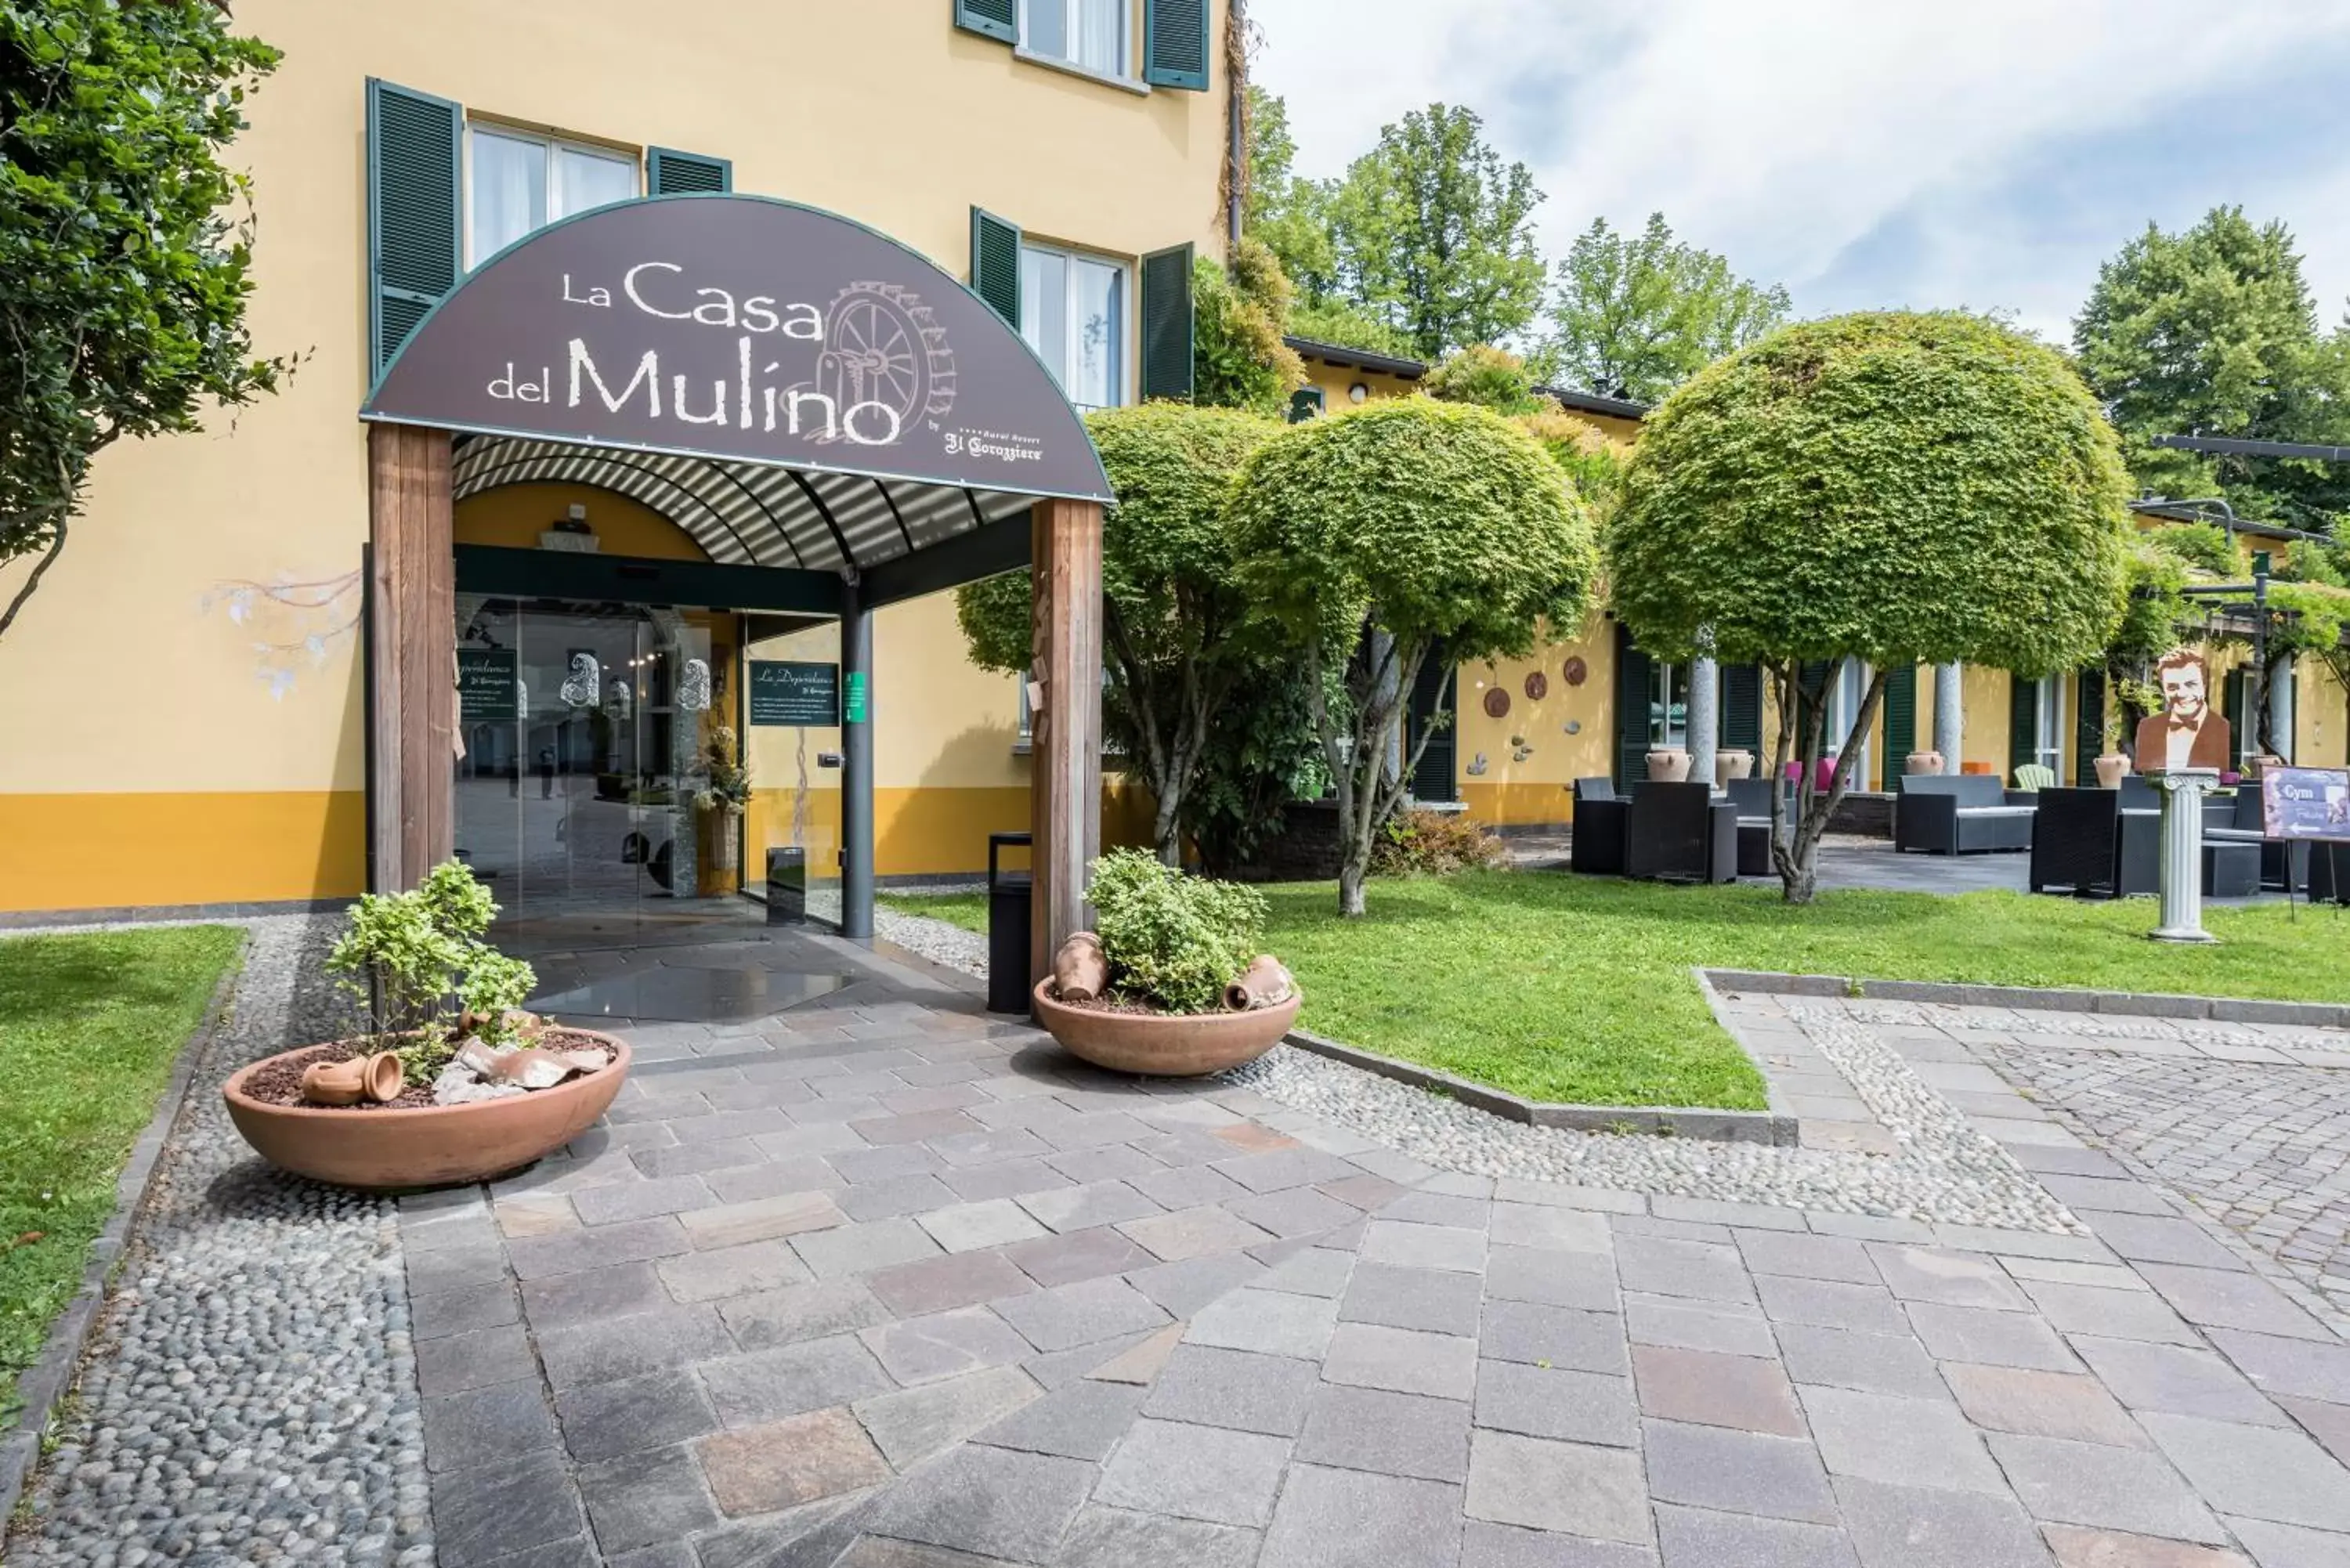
[222,1031,631,1190]
[1032,981,1300,1077]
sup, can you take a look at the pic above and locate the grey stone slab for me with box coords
[837,1174,962,1222]
[1490,1201,1614,1254]
[573,1174,720,1227]
[1833,1475,2050,1568]
[1118,1204,1275,1263]
[578,1443,721,1554]
[1940,1362,2149,1448]
[703,1335,895,1428]
[1906,1302,2079,1371]
[2024,1281,2204,1345]
[414,1322,540,1397]
[1988,1432,2228,1542]
[520,1259,671,1329]
[975,1378,1146,1461]
[2227,1516,2350,1567]
[1186,1286,1340,1360]
[2138,1265,2335,1342]
[1213,1147,1362,1193]
[1144,1344,1321,1436]
[791,1217,945,1279]
[406,1241,513,1298]
[1227,1184,1361,1239]
[1342,1262,1486,1336]
[1361,1219,1488,1274]
[1466,1432,1650,1543]
[1485,1244,1621,1312]
[2139,1413,2350,1534]
[1127,1252,1267,1317]
[852,1364,1043,1469]
[1325,1322,1479,1400]
[1643,1417,1836,1524]
[412,1281,522,1342]
[864,1443,1100,1563]
[658,1241,812,1304]
[860,1306,1032,1386]
[2073,1336,2294,1425]
[1733,1230,1881,1285]
[1094,1417,1291,1527]
[1258,1245,1357,1299]
[1046,1143,1166,1185]
[916,1198,1050,1254]
[1650,1198,1810,1234]
[1626,1294,1779,1359]
[1297,1383,1473,1482]
[992,1275,1171,1353]
[1775,1323,1945,1399]
[1480,1300,1632,1376]
[1131,1162,1250,1211]
[1460,1520,1656,1568]
[430,1454,586,1568]
[423,1381,560,1474]
[2283,1396,2350,1471]
[2037,1173,2186,1217]
[721,1279,895,1350]
[1802,1386,2006,1494]
[1383,1190,1498,1229]
[1477,1361,1640,1447]
[1050,1505,1260,1568]
[1000,1223,1156,1288]
[536,1302,736,1389]
[2081,1212,2251,1273]
[554,1368,718,1463]
[1755,1276,1910,1335]
[1633,1345,1805,1437]
[1258,1462,1465,1568]
[632,1137,768,1180]
[1866,1245,2032,1310]
[1615,1235,1759,1306]
[864,1249,1036,1318]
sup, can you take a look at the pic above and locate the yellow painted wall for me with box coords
[1455,613,1616,826]
[2296,657,2349,767]
[1299,362,1422,410]
[0,1,1226,912]
[455,483,710,561]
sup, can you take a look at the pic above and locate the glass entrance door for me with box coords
[455,596,743,945]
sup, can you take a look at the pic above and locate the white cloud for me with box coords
[1246,0,2350,337]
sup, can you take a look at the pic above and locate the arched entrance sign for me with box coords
[363,194,1112,504]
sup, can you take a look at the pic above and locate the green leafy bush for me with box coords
[1086,849,1267,1014]
[1423,345,1547,414]
[1372,808,1509,877]
[2147,522,2237,575]
[325,861,535,1078]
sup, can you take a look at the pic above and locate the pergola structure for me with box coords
[360,194,1112,975]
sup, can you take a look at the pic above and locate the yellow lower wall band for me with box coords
[0,791,367,912]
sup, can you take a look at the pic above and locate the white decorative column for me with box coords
[1933,663,1964,775]
[1687,656,1720,786]
[2151,768,2222,944]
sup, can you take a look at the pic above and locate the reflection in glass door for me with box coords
[455,597,736,944]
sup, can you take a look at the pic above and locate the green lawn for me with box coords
[1,925,244,1425]
[884,875,2350,1111]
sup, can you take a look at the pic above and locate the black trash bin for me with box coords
[987,832,1032,1013]
[766,847,808,925]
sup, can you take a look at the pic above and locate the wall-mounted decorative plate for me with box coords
[1563,656,1588,688]
[1483,688,1511,719]
[1524,670,1549,701]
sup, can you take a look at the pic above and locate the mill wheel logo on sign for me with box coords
[360,196,1108,502]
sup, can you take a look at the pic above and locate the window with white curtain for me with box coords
[1021,0,1128,78]
[1020,244,1126,412]
[467,126,638,265]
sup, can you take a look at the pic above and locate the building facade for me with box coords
[0,0,1230,919]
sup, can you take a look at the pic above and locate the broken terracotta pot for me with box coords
[1224,955,1296,1013]
[300,1051,405,1106]
[1052,932,1109,1003]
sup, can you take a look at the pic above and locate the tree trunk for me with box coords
[1337,852,1369,916]
[1152,789,1183,868]
[1783,859,1819,905]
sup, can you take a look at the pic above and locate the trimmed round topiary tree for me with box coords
[1228,397,1598,916]
[1610,310,2133,901]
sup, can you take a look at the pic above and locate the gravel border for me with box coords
[0,943,243,1531]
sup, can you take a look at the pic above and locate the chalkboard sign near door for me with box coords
[749,660,840,726]
[457,648,519,720]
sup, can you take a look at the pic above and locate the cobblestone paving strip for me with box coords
[4,916,428,1568]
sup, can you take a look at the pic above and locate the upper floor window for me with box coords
[1021,0,1128,78]
[1021,244,1126,412]
[468,126,637,265]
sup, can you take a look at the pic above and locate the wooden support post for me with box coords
[367,423,456,892]
[1030,498,1104,984]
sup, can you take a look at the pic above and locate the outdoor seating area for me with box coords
[1892,772,2039,854]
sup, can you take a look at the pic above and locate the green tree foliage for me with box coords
[326,862,536,1078]
[1228,400,1597,915]
[1322,105,1547,362]
[1244,86,1336,309]
[0,1,292,641]
[1540,213,1791,403]
[1086,848,1267,1013]
[1192,239,1305,417]
[1423,345,1547,414]
[1612,312,2133,901]
[954,404,1282,864]
[2073,207,2350,533]
[1286,296,1417,359]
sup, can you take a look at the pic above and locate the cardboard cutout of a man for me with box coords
[2133,649,2232,773]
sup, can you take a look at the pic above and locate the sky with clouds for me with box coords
[1246,0,2350,347]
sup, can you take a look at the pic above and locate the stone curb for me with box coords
[1701,967,2350,1028]
[1278,1027,1799,1146]
[0,937,245,1531]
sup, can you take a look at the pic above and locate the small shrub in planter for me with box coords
[1084,848,1268,1015]
[1372,808,1508,877]
[326,861,537,1082]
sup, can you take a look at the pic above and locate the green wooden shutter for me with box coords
[2008,674,2037,781]
[953,0,1016,43]
[2075,670,2106,784]
[366,79,461,379]
[1721,665,1762,753]
[1881,663,1918,763]
[1614,623,1652,788]
[649,147,731,194]
[1287,387,1325,423]
[2223,667,2247,768]
[970,208,1021,327]
[1144,0,1211,89]
[1140,243,1195,402]
[1795,660,1832,748]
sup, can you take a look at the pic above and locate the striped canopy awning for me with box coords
[451,434,1039,573]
